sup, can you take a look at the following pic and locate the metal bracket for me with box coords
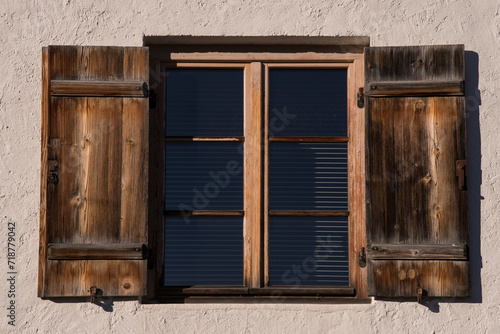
[47,160,59,184]
[358,247,366,268]
[89,286,97,304]
[456,160,467,190]
[357,87,365,108]
[417,287,423,304]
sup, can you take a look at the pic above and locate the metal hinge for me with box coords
[358,247,366,268]
[357,88,365,108]
[456,160,467,190]
[47,160,59,184]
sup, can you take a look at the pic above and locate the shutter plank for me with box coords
[121,98,148,242]
[365,45,469,298]
[39,46,149,298]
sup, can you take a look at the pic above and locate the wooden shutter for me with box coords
[39,46,149,298]
[365,45,469,298]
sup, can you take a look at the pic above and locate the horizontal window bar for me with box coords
[269,137,348,143]
[165,137,245,142]
[269,210,349,216]
[165,210,245,216]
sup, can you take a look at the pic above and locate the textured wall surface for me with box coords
[1,0,499,333]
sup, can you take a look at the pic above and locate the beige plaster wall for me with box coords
[0,0,499,333]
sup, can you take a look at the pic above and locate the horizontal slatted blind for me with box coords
[270,216,349,286]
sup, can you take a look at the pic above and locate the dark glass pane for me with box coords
[269,216,349,286]
[164,216,243,286]
[165,142,243,210]
[269,69,347,137]
[166,69,243,137]
[269,143,348,210]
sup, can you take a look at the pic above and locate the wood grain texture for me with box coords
[51,80,147,97]
[365,45,468,298]
[365,45,464,83]
[349,57,367,298]
[367,244,467,260]
[48,243,146,260]
[244,62,263,288]
[369,260,469,297]
[366,80,464,97]
[39,46,149,298]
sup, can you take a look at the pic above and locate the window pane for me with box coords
[164,216,243,286]
[166,69,244,137]
[165,142,243,210]
[269,216,349,286]
[269,69,347,137]
[269,143,348,210]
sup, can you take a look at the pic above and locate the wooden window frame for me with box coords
[147,41,368,303]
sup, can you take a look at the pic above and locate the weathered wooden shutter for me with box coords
[365,45,469,298]
[39,46,149,298]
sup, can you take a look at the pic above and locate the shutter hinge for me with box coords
[456,160,467,190]
[47,160,59,184]
[358,247,366,268]
[357,88,365,108]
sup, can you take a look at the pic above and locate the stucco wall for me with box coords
[1,0,499,333]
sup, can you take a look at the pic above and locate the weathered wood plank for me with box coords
[368,260,469,297]
[85,97,123,242]
[38,47,50,297]
[47,243,146,260]
[366,80,464,97]
[121,98,148,242]
[51,80,147,97]
[365,45,469,298]
[365,45,464,83]
[367,244,468,260]
[40,46,149,298]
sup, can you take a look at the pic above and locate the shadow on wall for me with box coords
[464,50,482,304]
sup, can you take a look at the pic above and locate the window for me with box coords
[152,45,366,299]
[39,39,470,302]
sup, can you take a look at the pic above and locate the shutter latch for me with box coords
[47,160,59,184]
[456,160,467,190]
[358,247,366,268]
[357,88,365,108]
